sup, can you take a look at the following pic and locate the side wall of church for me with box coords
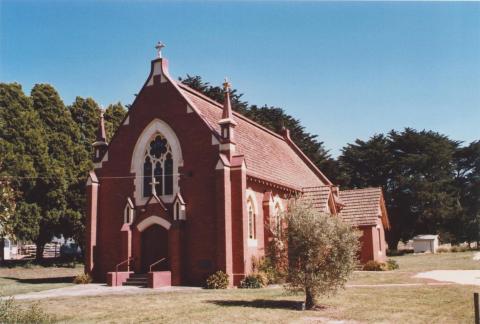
[93,80,221,284]
[243,180,289,275]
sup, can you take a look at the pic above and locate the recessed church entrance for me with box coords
[141,224,169,273]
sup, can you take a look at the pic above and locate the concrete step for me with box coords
[129,274,148,279]
[123,282,147,287]
[124,278,147,282]
[123,273,148,287]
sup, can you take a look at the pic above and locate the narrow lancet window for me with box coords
[164,153,173,195]
[143,156,152,197]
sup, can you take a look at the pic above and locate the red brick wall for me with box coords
[243,181,289,275]
[91,76,223,285]
[358,219,388,264]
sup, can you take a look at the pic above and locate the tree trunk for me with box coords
[305,287,316,310]
[386,230,401,251]
[35,241,45,262]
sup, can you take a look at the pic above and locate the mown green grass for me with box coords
[2,251,479,323]
[21,284,476,323]
[0,263,83,296]
[391,251,479,271]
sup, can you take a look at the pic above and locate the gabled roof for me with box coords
[302,186,332,212]
[175,82,328,190]
[338,187,390,228]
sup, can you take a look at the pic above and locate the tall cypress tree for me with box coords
[0,83,50,246]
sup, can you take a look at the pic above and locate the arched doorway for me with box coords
[141,224,169,273]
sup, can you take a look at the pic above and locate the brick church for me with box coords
[85,44,390,287]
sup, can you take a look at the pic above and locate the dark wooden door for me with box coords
[141,225,169,272]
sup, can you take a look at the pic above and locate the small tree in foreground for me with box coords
[283,198,360,310]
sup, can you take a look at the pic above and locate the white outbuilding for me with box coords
[412,235,439,253]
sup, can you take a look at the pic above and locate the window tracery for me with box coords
[143,134,174,197]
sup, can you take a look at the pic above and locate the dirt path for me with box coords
[415,270,480,285]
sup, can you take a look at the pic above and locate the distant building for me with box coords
[412,235,439,253]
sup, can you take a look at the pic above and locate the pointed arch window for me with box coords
[124,198,135,224]
[143,134,174,197]
[273,202,282,238]
[247,197,256,240]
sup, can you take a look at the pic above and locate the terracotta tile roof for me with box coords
[302,186,332,212]
[338,188,384,227]
[176,82,328,189]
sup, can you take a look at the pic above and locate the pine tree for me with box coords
[339,128,461,249]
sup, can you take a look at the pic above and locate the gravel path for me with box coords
[415,270,480,286]
[3,284,201,301]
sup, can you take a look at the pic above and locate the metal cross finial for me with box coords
[149,178,161,196]
[223,77,231,91]
[155,41,165,58]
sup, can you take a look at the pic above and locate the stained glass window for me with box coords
[164,153,173,195]
[143,134,174,197]
[154,162,163,195]
[143,156,152,197]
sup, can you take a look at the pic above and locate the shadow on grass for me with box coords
[207,299,302,310]
[2,276,75,284]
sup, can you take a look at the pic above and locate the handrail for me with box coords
[115,257,134,286]
[149,257,167,272]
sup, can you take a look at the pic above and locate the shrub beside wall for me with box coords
[205,271,229,289]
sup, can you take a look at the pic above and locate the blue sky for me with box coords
[1,1,479,156]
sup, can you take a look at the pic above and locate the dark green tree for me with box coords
[337,134,391,188]
[339,128,461,249]
[453,140,480,244]
[30,84,90,259]
[0,83,49,248]
[69,97,101,152]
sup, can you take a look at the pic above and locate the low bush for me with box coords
[436,247,450,253]
[363,260,387,271]
[386,249,403,257]
[387,249,414,256]
[386,259,399,270]
[450,246,469,253]
[205,271,229,289]
[0,297,55,324]
[255,255,287,284]
[73,273,92,284]
[239,273,268,289]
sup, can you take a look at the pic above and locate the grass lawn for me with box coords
[3,251,479,323]
[0,263,83,296]
[390,251,479,271]
[19,284,478,323]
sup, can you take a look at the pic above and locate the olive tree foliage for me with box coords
[281,199,360,310]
